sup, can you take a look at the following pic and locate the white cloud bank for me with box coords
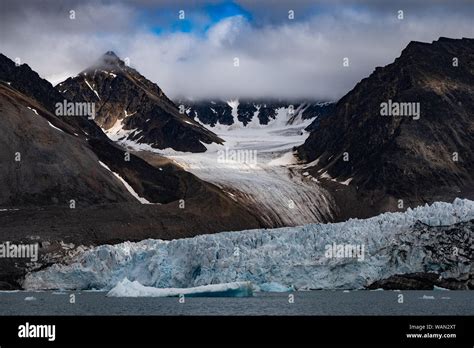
[1,2,473,100]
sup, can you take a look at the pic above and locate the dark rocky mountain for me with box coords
[303,102,336,132]
[0,81,137,207]
[0,53,264,288]
[298,37,474,218]
[0,54,136,206]
[177,99,334,127]
[0,53,204,206]
[57,52,222,152]
[181,100,234,126]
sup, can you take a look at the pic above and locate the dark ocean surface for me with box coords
[0,290,472,316]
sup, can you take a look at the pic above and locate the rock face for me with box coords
[298,38,474,216]
[57,52,222,152]
[178,99,334,128]
[0,54,138,207]
[0,51,264,211]
[0,83,140,207]
[0,53,265,288]
[0,53,195,206]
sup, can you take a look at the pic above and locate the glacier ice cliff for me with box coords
[23,199,474,290]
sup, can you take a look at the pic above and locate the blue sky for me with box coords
[145,1,252,36]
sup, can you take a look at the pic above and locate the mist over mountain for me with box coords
[2,0,473,100]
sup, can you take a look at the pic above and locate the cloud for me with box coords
[1,0,473,100]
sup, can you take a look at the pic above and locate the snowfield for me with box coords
[23,199,474,291]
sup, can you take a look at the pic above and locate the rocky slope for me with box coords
[298,37,474,218]
[0,53,208,206]
[0,82,138,207]
[0,53,264,289]
[57,52,222,152]
[0,52,260,210]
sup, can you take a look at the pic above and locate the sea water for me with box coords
[0,291,472,316]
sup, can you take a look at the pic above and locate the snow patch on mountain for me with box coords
[98,161,152,204]
[84,79,101,100]
[47,121,65,133]
[103,119,139,143]
[22,199,474,291]
[26,107,38,116]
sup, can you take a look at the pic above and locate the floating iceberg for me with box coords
[23,199,474,291]
[107,278,253,297]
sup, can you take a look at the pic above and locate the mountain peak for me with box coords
[59,50,223,153]
[98,50,124,68]
[104,50,118,57]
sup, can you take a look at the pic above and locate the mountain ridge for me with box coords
[298,37,474,219]
[57,52,223,152]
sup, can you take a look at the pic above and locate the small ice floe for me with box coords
[24,296,37,301]
[107,278,253,298]
[433,285,450,291]
[421,295,435,300]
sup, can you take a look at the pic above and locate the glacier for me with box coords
[23,198,474,291]
[107,278,253,297]
[109,103,335,226]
